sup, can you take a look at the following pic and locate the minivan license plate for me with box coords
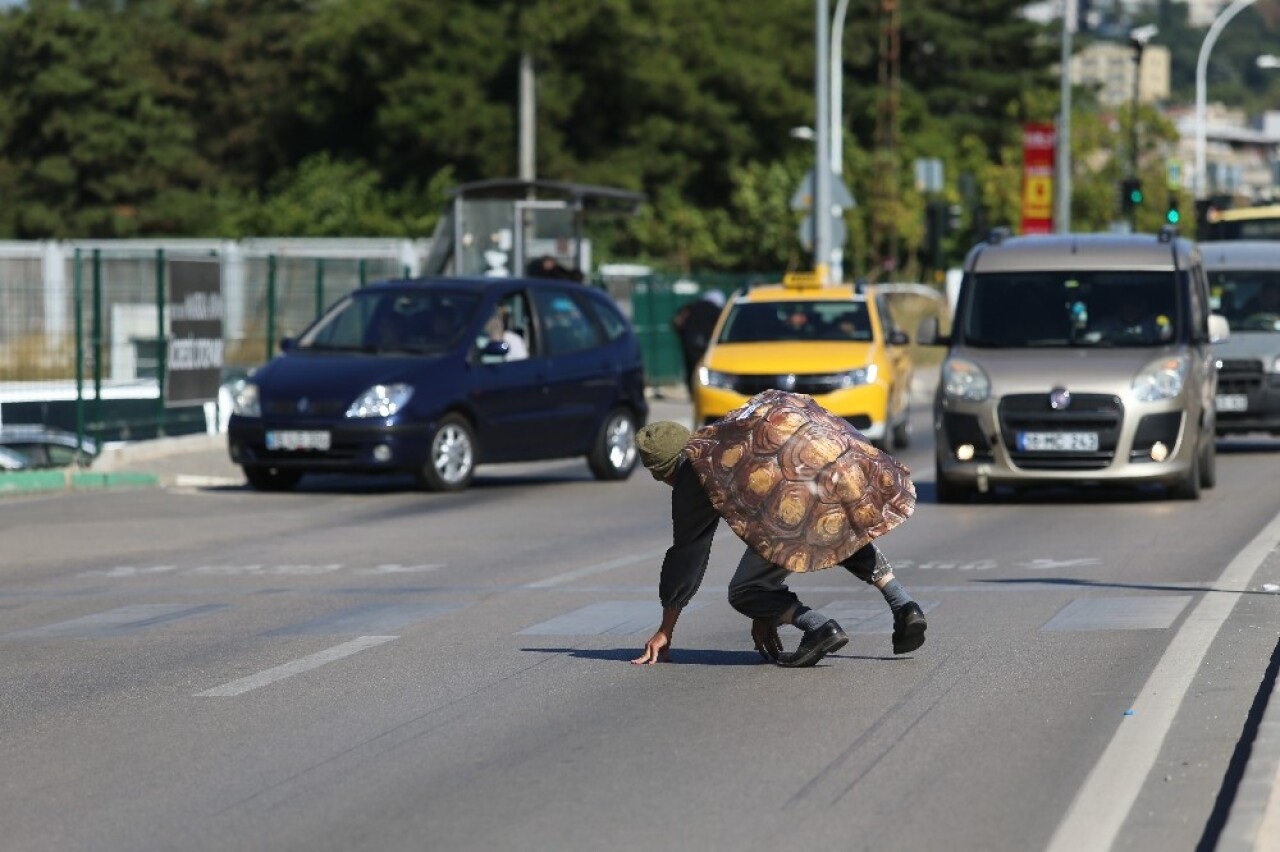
[1215,394,1248,412]
[266,430,331,451]
[1018,431,1099,452]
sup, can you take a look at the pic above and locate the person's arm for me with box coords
[632,463,719,664]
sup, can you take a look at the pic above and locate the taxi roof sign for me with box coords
[783,271,823,289]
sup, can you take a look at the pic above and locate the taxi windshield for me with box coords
[717,301,873,343]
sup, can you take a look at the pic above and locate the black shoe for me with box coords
[892,602,927,655]
[777,620,848,668]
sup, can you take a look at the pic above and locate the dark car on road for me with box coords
[0,426,98,469]
[227,276,649,491]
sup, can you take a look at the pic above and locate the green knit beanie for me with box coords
[636,421,691,481]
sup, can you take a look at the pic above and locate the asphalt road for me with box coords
[2,394,1280,852]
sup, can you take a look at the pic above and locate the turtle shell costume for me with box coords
[682,389,916,573]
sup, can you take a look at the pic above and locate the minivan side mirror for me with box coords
[916,316,947,347]
[1209,314,1230,344]
[479,339,511,364]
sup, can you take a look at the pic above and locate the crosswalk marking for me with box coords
[1041,595,1192,631]
[517,601,706,636]
[195,635,398,697]
[1,603,226,639]
[266,601,465,636]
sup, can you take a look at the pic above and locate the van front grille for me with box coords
[999,393,1123,470]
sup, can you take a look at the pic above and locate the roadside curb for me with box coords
[0,469,159,496]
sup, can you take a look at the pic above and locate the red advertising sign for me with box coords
[1021,123,1056,235]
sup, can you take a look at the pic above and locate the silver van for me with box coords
[918,229,1229,502]
[1201,241,1280,436]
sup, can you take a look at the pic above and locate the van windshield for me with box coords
[1207,270,1280,332]
[961,271,1181,348]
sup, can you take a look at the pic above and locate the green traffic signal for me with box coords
[1166,207,1180,224]
[1129,186,1144,205]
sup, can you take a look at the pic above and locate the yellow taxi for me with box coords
[692,273,914,448]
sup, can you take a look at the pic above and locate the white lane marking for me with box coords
[1046,508,1280,852]
[3,604,223,639]
[195,635,397,697]
[522,550,667,588]
[80,563,440,578]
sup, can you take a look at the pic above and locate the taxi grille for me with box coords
[729,374,847,396]
[999,393,1123,470]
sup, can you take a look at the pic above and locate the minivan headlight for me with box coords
[233,382,261,417]
[345,383,414,418]
[942,357,991,402]
[698,367,735,389]
[1132,354,1189,401]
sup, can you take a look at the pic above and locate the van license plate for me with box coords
[1018,431,1099,452]
[266,430,331,451]
[1215,394,1248,412]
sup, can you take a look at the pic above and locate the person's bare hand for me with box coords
[752,618,782,662]
[632,629,672,664]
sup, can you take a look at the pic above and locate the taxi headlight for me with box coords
[233,382,261,417]
[1132,354,1188,401]
[345,383,414,418]
[697,366,735,389]
[941,357,991,402]
[832,364,879,388]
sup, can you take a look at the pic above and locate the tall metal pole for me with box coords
[1054,0,1075,233]
[519,52,536,181]
[830,0,850,282]
[1195,0,1258,199]
[814,0,832,285]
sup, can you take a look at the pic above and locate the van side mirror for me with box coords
[916,316,946,347]
[479,339,510,364]
[888,329,910,346]
[1208,314,1230,344]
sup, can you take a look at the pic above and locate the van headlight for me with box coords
[1133,354,1188,401]
[698,367,735,389]
[345,383,414,418]
[942,357,991,402]
[232,382,261,417]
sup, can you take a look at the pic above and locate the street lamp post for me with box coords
[1195,0,1259,199]
[1054,0,1076,233]
[813,0,832,285]
[830,0,850,282]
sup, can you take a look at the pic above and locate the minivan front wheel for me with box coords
[588,408,638,481]
[417,414,476,492]
[1169,451,1201,501]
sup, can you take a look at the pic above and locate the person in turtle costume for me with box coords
[631,389,927,668]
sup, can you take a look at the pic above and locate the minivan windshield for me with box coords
[297,289,482,354]
[1207,270,1280,332]
[961,270,1182,348]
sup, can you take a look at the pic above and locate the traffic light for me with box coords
[1166,195,1181,225]
[1120,177,1143,213]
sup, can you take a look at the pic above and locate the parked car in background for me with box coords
[0,446,31,471]
[0,426,98,469]
[1202,241,1280,437]
[691,273,914,449]
[227,276,648,492]
[918,228,1228,502]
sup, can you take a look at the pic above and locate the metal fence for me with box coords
[0,239,772,449]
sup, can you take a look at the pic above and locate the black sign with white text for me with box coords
[166,260,224,406]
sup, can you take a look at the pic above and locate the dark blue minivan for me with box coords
[227,276,648,491]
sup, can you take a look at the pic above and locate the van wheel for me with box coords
[1199,436,1217,489]
[935,462,970,504]
[417,414,476,492]
[1169,452,1201,500]
[588,408,638,480]
[243,466,302,492]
